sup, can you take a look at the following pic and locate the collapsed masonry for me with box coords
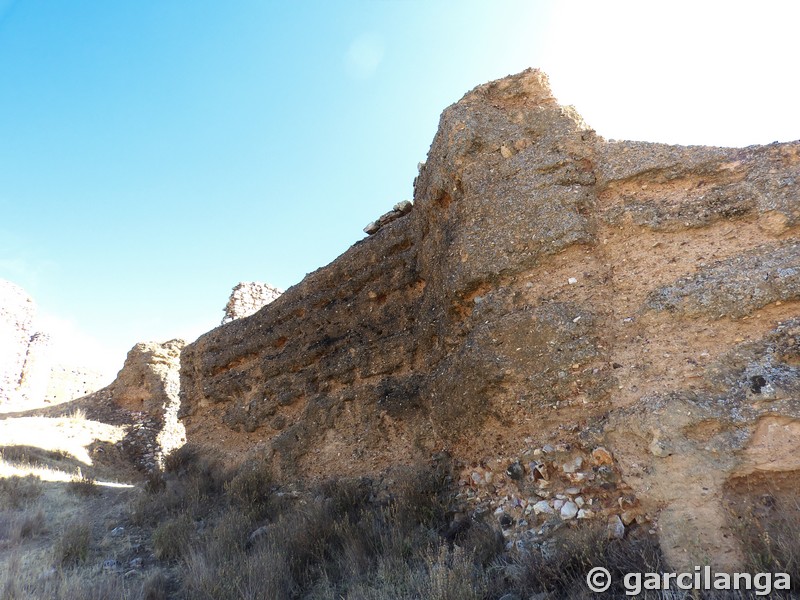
[175,69,800,570]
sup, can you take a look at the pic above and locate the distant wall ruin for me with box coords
[221,282,283,325]
[0,279,103,405]
[0,279,49,404]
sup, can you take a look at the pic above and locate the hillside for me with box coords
[2,68,800,598]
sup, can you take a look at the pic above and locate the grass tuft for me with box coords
[54,520,91,567]
[67,470,99,496]
[152,512,194,561]
[0,474,43,508]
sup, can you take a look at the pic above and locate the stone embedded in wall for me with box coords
[364,200,413,235]
[221,282,283,325]
[179,69,800,571]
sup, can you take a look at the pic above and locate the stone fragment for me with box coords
[363,200,414,235]
[649,437,672,457]
[560,501,579,520]
[499,513,514,529]
[393,200,413,214]
[506,460,524,480]
[532,500,554,515]
[562,456,584,473]
[607,515,625,539]
[591,447,614,466]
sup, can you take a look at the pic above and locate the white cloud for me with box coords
[345,33,385,80]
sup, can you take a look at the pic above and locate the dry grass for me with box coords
[724,474,800,599]
[4,425,800,600]
[0,405,144,599]
[0,475,43,509]
[54,519,91,567]
[3,509,47,544]
[152,512,194,561]
[67,470,100,497]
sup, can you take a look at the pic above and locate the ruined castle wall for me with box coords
[221,282,283,324]
[179,69,800,570]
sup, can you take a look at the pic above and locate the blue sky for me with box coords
[1,1,799,379]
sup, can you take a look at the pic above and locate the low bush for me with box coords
[67,471,99,496]
[152,512,194,561]
[54,520,91,567]
[0,474,43,508]
[224,459,278,520]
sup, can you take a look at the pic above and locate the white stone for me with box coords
[532,500,554,515]
[560,501,579,520]
[563,456,584,473]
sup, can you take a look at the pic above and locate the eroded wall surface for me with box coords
[180,70,800,569]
